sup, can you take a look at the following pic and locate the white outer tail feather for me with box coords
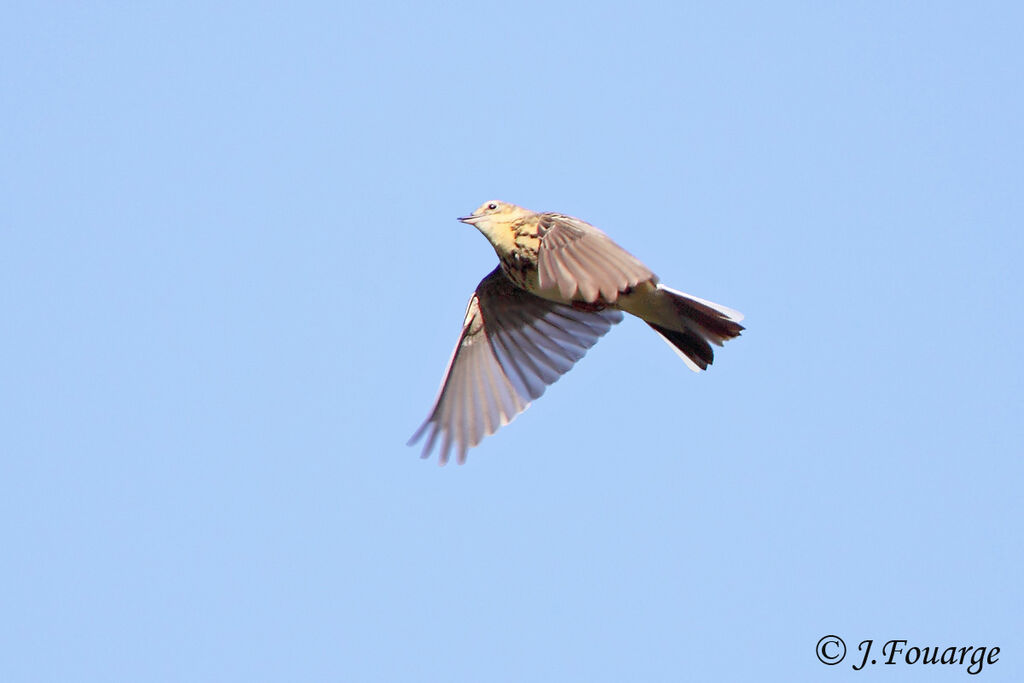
[656,284,745,322]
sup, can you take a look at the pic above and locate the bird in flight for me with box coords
[409,200,744,465]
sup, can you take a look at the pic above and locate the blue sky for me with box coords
[2,2,1021,681]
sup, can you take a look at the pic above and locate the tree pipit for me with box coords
[410,200,744,465]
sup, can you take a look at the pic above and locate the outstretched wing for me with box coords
[409,266,622,465]
[536,213,656,304]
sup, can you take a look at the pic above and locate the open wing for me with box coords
[409,266,622,465]
[536,213,656,304]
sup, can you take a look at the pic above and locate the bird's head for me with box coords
[458,200,530,241]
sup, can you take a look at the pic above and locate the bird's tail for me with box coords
[645,285,744,372]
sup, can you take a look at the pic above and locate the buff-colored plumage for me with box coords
[410,200,744,465]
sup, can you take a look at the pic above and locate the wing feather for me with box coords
[537,214,655,303]
[409,267,622,464]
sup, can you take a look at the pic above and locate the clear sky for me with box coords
[3,2,1022,681]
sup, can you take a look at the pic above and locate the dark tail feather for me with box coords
[648,322,716,370]
[670,295,744,345]
[651,285,744,371]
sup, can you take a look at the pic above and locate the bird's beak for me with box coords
[458,215,481,224]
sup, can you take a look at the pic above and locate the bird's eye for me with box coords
[487,203,497,210]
